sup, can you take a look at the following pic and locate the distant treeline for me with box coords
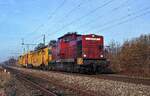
[107,34,150,77]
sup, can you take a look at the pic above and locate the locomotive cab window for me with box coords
[63,37,72,42]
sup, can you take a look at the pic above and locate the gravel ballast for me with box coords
[14,67,150,96]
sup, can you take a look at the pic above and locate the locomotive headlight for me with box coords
[100,55,103,58]
[83,54,87,57]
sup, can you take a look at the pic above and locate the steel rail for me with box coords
[3,66,57,96]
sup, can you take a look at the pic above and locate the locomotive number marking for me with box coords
[85,38,101,41]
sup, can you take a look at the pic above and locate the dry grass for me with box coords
[0,68,11,96]
[0,67,33,96]
[0,69,11,87]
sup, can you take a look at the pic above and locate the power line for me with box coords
[74,0,130,31]
[45,3,150,43]
[31,34,46,44]
[46,0,115,36]
[21,0,67,50]
[45,0,88,35]
[84,6,150,32]
[111,0,129,11]
[95,7,150,32]
[48,0,87,32]
[62,0,85,20]
[26,0,115,45]
[44,0,87,38]
[48,0,67,19]
[30,0,86,44]
[56,0,114,32]
[24,0,67,39]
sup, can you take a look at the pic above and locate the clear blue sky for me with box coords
[0,0,150,62]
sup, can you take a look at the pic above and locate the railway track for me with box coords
[17,76,57,96]
[2,66,150,96]
[3,66,57,96]
[3,66,97,96]
[8,66,150,86]
[41,69,150,86]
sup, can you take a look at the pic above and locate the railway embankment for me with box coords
[0,66,36,96]
[11,66,150,96]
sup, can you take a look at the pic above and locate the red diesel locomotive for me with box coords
[49,32,109,73]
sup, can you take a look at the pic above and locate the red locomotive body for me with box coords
[50,33,109,73]
[79,34,104,59]
[57,33,78,60]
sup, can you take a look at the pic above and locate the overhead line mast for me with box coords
[43,34,46,45]
[21,38,37,53]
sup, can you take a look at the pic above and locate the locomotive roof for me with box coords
[58,32,81,39]
[83,34,103,37]
[58,33,103,39]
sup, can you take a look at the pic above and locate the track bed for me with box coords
[4,66,150,96]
